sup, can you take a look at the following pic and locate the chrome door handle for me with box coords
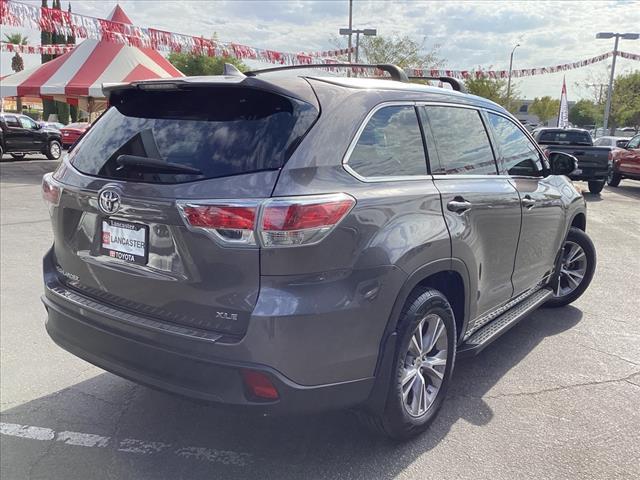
[522,197,536,209]
[447,199,472,214]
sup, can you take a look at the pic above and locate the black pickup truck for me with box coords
[532,128,609,194]
[0,113,63,161]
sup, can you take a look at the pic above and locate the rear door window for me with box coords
[487,113,543,176]
[70,87,318,184]
[421,106,497,175]
[347,105,427,178]
[4,116,20,128]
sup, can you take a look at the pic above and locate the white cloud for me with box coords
[2,0,639,100]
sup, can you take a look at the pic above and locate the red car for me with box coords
[60,122,90,148]
[608,133,640,186]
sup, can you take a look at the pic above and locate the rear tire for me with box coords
[607,169,621,187]
[546,227,596,308]
[10,153,26,160]
[588,180,604,194]
[359,288,456,440]
[46,140,62,160]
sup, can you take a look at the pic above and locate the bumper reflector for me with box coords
[241,369,279,400]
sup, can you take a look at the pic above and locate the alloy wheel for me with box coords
[50,142,61,159]
[554,240,587,298]
[401,313,448,417]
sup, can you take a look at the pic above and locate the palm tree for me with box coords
[4,33,29,112]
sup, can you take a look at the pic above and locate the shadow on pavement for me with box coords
[605,182,640,200]
[0,306,583,480]
[0,158,59,186]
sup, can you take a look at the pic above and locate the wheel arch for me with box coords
[364,259,472,414]
[570,212,586,231]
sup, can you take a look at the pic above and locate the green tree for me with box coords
[358,35,444,69]
[530,96,560,126]
[464,75,520,113]
[4,33,28,112]
[167,52,246,76]
[611,71,640,132]
[569,99,602,128]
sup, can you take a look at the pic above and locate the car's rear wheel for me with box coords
[46,140,62,160]
[607,169,621,187]
[546,227,596,308]
[359,288,456,439]
[588,180,605,194]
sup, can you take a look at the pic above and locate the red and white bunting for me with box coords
[0,0,353,65]
[1,42,74,55]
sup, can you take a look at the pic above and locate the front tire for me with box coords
[546,227,596,308]
[588,180,605,194]
[607,169,621,187]
[46,140,62,160]
[360,288,456,439]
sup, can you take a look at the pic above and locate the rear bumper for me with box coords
[43,286,374,414]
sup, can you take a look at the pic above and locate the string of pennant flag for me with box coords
[1,0,638,78]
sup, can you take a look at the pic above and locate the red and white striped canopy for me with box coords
[0,5,183,104]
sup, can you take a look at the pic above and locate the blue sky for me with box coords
[2,0,640,100]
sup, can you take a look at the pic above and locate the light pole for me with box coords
[596,32,639,134]
[339,27,377,64]
[506,43,520,111]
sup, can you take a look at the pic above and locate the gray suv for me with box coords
[41,64,595,439]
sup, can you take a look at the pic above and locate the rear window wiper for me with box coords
[116,154,202,175]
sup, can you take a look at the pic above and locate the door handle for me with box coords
[522,196,536,209]
[447,199,472,214]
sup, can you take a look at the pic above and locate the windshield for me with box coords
[70,87,318,184]
[538,130,592,145]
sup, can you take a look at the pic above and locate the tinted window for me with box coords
[488,113,542,176]
[348,105,426,178]
[627,135,640,149]
[19,116,37,129]
[537,130,592,145]
[422,106,496,175]
[70,87,318,183]
[4,116,20,127]
[616,139,629,148]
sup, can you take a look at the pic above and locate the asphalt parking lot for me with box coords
[1,158,639,480]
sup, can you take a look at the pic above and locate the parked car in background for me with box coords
[532,127,610,194]
[0,113,63,160]
[40,121,65,131]
[607,134,640,186]
[593,136,629,148]
[42,65,595,440]
[60,122,90,148]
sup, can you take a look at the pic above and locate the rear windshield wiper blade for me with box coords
[116,155,202,175]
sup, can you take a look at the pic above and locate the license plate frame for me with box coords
[100,218,149,265]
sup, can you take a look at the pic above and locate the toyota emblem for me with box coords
[98,188,121,215]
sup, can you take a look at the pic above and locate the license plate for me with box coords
[100,219,148,265]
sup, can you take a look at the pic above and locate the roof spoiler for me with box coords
[246,63,410,82]
[406,76,466,93]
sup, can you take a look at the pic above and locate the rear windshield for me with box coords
[537,130,592,145]
[70,87,318,183]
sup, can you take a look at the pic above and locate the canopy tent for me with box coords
[0,5,183,111]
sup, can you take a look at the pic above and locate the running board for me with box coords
[457,288,554,358]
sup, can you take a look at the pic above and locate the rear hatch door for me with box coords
[50,82,318,337]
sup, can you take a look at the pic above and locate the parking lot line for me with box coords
[0,422,252,466]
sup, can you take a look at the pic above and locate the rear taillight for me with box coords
[42,173,62,206]
[177,202,259,245]
[177,193,355,248]
[260,194,355,247]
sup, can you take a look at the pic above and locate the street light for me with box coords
[596,31,639,134]
[506,43,520,111]
[339,27,377,63]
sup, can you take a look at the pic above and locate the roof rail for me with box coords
[245,63,409,82]
[407,76,466,93]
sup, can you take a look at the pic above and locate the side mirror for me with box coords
[33,123,42,130]
[547,151,578,176]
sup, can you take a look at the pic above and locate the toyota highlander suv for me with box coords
[41,64,596,439]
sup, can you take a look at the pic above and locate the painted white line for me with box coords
[57,431,110,448]
[0,422,251,467]
[0,422,55,441]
